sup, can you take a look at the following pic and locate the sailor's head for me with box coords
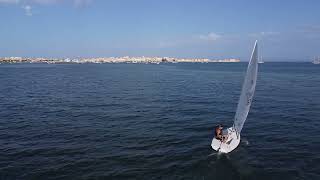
[215,124,223,131]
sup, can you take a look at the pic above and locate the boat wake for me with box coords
[208,151,230,160]
[208,152,219,157]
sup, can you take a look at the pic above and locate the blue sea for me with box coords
[0,62,319,179]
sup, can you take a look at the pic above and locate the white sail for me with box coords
[233,40,258,134]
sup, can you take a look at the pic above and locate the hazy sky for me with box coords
[1,0,320,61]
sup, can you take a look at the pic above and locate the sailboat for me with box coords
[258,55,264,64]
[312,56,320,64]
[211,40,259,153]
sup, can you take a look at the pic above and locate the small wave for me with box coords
[241,139,249,146]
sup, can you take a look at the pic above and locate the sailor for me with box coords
[215,124,228,142]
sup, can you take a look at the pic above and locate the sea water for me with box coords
[0,62,319,179]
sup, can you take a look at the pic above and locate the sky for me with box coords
[0,0,320,61]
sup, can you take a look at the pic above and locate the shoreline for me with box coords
[0,57,240,64]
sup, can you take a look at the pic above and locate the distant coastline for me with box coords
[0,56,240,64]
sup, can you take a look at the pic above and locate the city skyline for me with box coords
[1,0,320,61]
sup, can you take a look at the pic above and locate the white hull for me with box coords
[211,127,240,153]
